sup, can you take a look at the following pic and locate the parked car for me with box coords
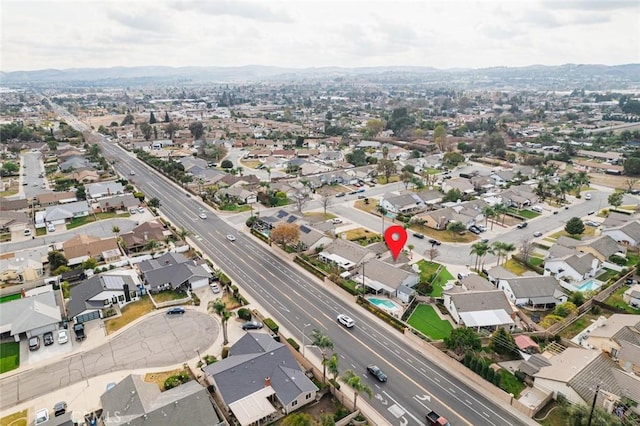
[585,221,600,227]
[43,331,54,346]
[57,329,69,344]
[585,193,592,200]
[330,218,343,224]
[166,307,185,316]
[53,401,67,417]
[356,188,365,193]
[428,239,441,246]
[531,206,543,213]
[73,323,86,341]
[23,228,32,236]
[29,336,41,351]
[35,409,49,425]
[587,210,595,215]
[129,208,137,215]
[366,364,387,382]
[47,223,56,232]
[130,171,135,176]
[516,222,528,229]
[137,207,145,213]
[337,314,355,328]
[469,226,482,235]
[413,233,425,239]
[242,321,263,330]
[226,234,236,242]
[210,283,220,294]
[533,231,543,237]
[335,192,345,198]
[480,238,489,244]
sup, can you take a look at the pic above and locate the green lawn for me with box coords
[0,342,20,373]
[508,208,540,219]
[417,260,440,280]
[626,252,639,267]
[559,312,603,339]
[416,260,454,297]
[498,369,526,398]
[596,269,619,282]
[407,304,453,340]
[529,257,544,267]
[0,293,21,304]
[604,286,640,314]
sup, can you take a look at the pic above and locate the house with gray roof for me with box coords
[497,275,567,309]
[85,181,125,200]
[216,187,258,204]
[602,220,640,247]
[297,225,332,253]
[43,200,91,225]
[138,252,211,292]
[544,252,599,284]
[379,192,425,215]
[623,284,640,309]
[575,235,625,262]
[67,272,142,324]
[601,211,635,228]
[353,259,419,303]
[443,290,514,330]
[459,274,494,292]
[0,291,61,341]
[97,193,139,212]
[203,332,318,426]
[100,374,220,426]
[318,238,374,271]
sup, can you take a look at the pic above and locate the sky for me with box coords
[1,0,639,72]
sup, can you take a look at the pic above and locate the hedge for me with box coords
[263,318,279,334]
[251,228,270,243]
[357,297,406,332]
[237,308,252,321]
[294,256,327,280]
[219,273,231,286]
[287,338,300,352]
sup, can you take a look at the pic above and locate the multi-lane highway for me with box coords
[93,143,531,425]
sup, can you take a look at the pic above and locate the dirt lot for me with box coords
[144,366,193,391]
[587,172,631,190]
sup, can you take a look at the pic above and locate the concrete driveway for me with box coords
[0,310,218,410]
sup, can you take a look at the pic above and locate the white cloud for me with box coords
[2,0,638,71]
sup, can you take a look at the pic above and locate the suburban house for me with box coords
[496,275,567,309]
[602,220,640,247]
[441,178,475,195]
[296,224,333,253]
[67,271,142,324]
[120,220,174,253]
[62,234,121,266]
[533,348,628,409]
[583,314,640,360]
[415,189,443,206]
[498,185,538,209]
[353,259,419,303]
[544,252,600,283]
[623,284,640,309]
[0,198,28,211]
[575,235,625,262]
[0,255,44,284]
[0,290,61,342]
[414,205,482,230]
[216,187,258,204]
[442,290,515,331]
[0,211,30,234]
[85,181,125,200]
[379,193,425,215]
[97,194,139,212]
[41,200,91,226]
[318,238,374,271]
[100,374,221,426]
[138,252,212,292]
[490,170,515,187]
[602,212,634,228]
[36,191,77,207]
[459,274,495,292]
[202,332,318,426]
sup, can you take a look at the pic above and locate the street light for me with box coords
[194,348,202,364]
[302,323,311,357]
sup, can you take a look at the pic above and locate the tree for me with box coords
[625,178,638,193]
[112,225,120,238]
[401,170,413,189]
[164,122,180,140]
[426,247,440,263]
[221,159,233,170]
[270,223,300,249]
[363,119,384,138]
[48,250,68,272]
[189,121,204,140]
[490,328,517,355]
[323,352,340,384]
[565,401,623,426]
[340,370,373,412]
[121,113,134,126]
[377,159,396,182]
[311,329,334,383]
[565,217,585,236]
[442,188,463,203]
[281,413,314,426]
[148,197,161,208]
[208,299,232,345]
[608,192,623,209]
[470,242,489,271]
[624,157,640,176]
[443,151,465,166]
[520,237,534,263]
[81,257,98,270]
[1,161,18,175]
[433,124,447,152]
[163,111,170,122]
[446,221,466,241]
[319,189,332,216]
[444,327,481,355]
[493,203,508,225]
[482,206,496,230]
[76,185,86,200]
[139,122,152,141]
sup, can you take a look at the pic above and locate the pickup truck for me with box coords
[73,323,86,341]
[426,410,451,426]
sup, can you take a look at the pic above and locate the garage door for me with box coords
[76,310,101,324]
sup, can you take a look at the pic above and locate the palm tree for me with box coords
[377,205,388,235]
[493,203,508,225]
[470,242,489,271]
[111,225,120,238]
[575,171,590,194]
[491,241,505,266]
[482,206,495,230]
[311,329,334,383]
[323,353,340,389]
[264,166,271,183]
[178,228,190,240]
[208,299,233,345]
[501,242,516,265]
[341,369,373,412]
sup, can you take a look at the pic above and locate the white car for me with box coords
[330,218,343,224]
[226,234,236,242]
[57,329,69,344]
[585,193,592,200]
[337,314,355,328]
[199,213,207,220]
[35,409,49,425]
[47,223,55,232]
[210,283,220,293]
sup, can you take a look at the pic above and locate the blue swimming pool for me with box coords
[576,279,602,292]
[367,297,401,311]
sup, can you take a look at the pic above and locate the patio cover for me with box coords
[229,386,277,426]
[459,310,514,328]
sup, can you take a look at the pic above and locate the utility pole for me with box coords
[587,384,600,426]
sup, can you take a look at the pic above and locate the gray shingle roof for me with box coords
[578,235,622,259]
[67,274,137,318]
[568,353,622,406]
[447,290,513,314]
[504,276,562,299]
[203,333,317,407]
[323,238,369,264]
[0,291,61,336]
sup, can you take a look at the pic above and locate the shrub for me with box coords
[221,346,230,359]
[203,354,217,365]
[287,337,300,352]
[191,293,200,306]
[328,378,341,390]
[230,285,239,297]
[164,376,181,390]
[263,318,279,334]
[219,273,231,286]
[237,308,252,321]
[609,255,627,266]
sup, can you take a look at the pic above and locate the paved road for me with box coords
[0,310,218,410]
[6,151,52,200]
[94,142,531,425]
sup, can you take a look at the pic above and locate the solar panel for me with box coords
[287,216,297,223]
[300,225,311,234]
[102,275,125,289]
[276,210,288,218]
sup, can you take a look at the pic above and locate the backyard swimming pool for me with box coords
[367,297,402,312]
[576,279,602,292]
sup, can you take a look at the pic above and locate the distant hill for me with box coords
[1,64,639,90]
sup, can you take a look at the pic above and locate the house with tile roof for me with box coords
[379,192,425,215]
[575,235,625,262]
[202,332,318,426]
[100,374,221,426]
[583,314,640,360]
[43,200,91,225]
[623,284,640,309]
[85,181,125,200]
[318,238,374,271]
[62,234,121,266]
[120,220,174,253]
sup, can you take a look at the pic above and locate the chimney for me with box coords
[265,377,271,387]
[143,232,148,241]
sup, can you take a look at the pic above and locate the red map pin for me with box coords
[384,225,407,261]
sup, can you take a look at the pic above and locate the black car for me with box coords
[43,331,54,346]
[167,307,185,315]
[53,401,67,417]
[29,336,40,351]
[242,321,264,330]
[428,239,441,246]
[413,233,425,239]
[73,323,86,341]
[367,364,387,382]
